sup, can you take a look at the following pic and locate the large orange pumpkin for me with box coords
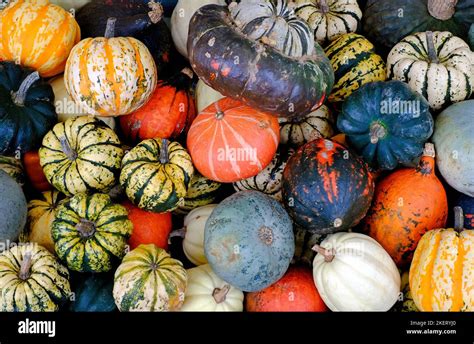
[410,207,474,312]
[120,68,196,142]
[245,266,328,312]
[363,143,448,267]
[187,98,279,183]
[0,0,81,78]
[122,201,172,251]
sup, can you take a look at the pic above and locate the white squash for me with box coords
[312,232,400,311]
[182,204,217,266]
[50,0,90,11]
[195,79,225,113]
[181,264,244,311]
[171,0,226,58]
[49,75,116,130]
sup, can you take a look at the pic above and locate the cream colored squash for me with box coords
[195,79,225,113]
[181,264,244,311]
[49,75,116,130]
[171,0,226,58]
[182,204,217,266]
[312,232,400,311]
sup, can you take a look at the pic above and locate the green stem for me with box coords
[160,139,169,164]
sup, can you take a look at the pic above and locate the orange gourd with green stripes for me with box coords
[410,207,474,312]
[0,0,81,78]
[64,18,157,116]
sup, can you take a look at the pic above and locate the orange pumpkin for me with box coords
[120,68,196,142]
[363,143,448,267]
[187,98,280,183]
[22,151,51,192]
[122,201,172,251]
[245,266,328,312]
[410,207,474,312]
[0,0,81,77]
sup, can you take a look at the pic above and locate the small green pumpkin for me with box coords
[113,244,187,312]
[120,138,194,213]
[0,243,71,312]
[52,193,133,273]
[0,155,24,185]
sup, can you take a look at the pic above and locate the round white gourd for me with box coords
[181,264,244,311]
[312,232,400,311]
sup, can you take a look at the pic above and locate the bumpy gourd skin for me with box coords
[188,3,334,117]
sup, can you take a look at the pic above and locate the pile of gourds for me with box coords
[0,0,473,312]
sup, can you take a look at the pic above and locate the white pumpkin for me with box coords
[195,79,225,114]
[49,75,116,130]
[312,232,400,311]
[171,0,226,58]
[181,264,244,311]
[50,0,90,11]
[182,204,217,266]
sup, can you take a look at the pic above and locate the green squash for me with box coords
[175,172,222,214]
[363,0,474,53]
[469,23,474,49]
[0,62,57,155]
[205,190,295,292]
[337,81,434,170]
[52,193,133,272]
[69,272,116,312]
[0,243,71,312]
[0,171,27,249]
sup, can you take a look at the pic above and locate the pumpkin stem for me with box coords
[422,143,435,158]
[369,122,387,144]
[168,227,186,244]
[425,31,440,64]
[213,284,231,304]
[427,0,458,21]
[312,244,335,263]
[59,137,77,161]
[11,71,40,107]
[258,226,274,245]
[108,184,123,201]
[148,1,163,24]
[105,17,117,39]
[76,219,96,238]
[159,139,169,164]
[319,0,330,14]
[19,252,33,281]
[454,206,464,233]
[181,67,194,80]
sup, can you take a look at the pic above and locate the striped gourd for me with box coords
[387,31,474,110]
[120,138,194,213]
[294,0,362,44]
[233,147,294,201]
[325,33,387,103]
[52,193,133,273]
[0,155,23,185]
[113,244,187,312]
[229,0,314,57]
[410,207,474,311]
[279,105,335,147]
[39,116,124,196]
[176,173,222,214]
[64,18,157,117]
[23,190,68,253]
[0,0,81,78]
[0,243,71,312]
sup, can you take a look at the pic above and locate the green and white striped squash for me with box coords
[120,138,194,213]
[39,116,124,196]
[278,105,335,147]
[0,243,71,312]
[233,147,294,201]
[176,173,222,214]
[52,193,133,273]
[229,0,315,57]
[325,33,387,103]
[387,31,474,110]
[294,0,362,44]
[113,244,187,312]
[0,155,23,185]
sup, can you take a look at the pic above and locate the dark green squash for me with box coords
[187,1,334,117]
[363,0,474,53]
[337,81,434,171]
[69,272,116,312]
[0,62,57,155]
[469,23,474,49]
[281,138,374,234]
